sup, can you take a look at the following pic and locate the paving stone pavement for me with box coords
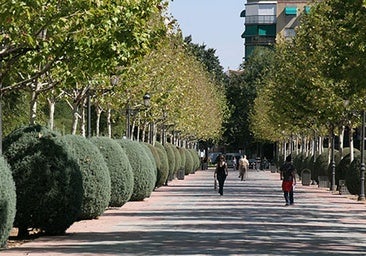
[2,168,366,256]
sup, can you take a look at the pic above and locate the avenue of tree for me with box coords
[2,0,364,160]
[247,0,366,162]
[0,0,227,147]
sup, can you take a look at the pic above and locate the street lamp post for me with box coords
[331,126,336,192]
[359,110,365,201]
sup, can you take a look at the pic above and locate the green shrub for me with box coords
[140,142,157,179]
[117,139,156,201]
[345,154,364,195]
[60,135,110,220]
[179,147,187,174]
[0,156,16,247]
[188,149,200,172]
[3,125,82,236]
[341,147,359,158]
[303,155,316,180]
[313,149,340,183]
[293,153,306,175]
[90,137,133,207]
[334,150,360,189]
[172,146,181,179]
[154,142,171,184]
[146,143,169,188]
[155,146,169,186]
[164,143,176,182]
[184,149,194,175]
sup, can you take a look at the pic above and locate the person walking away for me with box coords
[239,155,249,181]
[215,155,228,195]
[280,155,296,206]
[232,156,237,172]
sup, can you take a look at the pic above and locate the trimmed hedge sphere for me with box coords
[164,143,176,183]
[60,135,111,220]
[140,143,157,179]
[346,154,364,195]
[293,153,306,175]
[145,143,169,188]
[335,150,360,189]
[0,156,16,247]
[171,146,182,179]
[117,139,156,201]
[178,147,187,174]
[183,149,194,175]
[314,150,340,183]
[188,149,200,172]
[90,137,133,207]
[3,125,83,236]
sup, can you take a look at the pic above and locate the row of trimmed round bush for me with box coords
[0,125,200,246]
[291,147,363,195]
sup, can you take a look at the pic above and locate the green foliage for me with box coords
[117,139,156,201]
[146,143,169,188]
[178,147,187,174]
[293,153,306,175]
[225,47,276,150]
[183,149,194,175]
[60,135,110,220]
[171,146,182,180]
[346,154,364,195]
[336,150,360,190]
[184,36,227,84]
[304,156,316,181]
[164,143,176,181]
[0,157,16,247]
[314,150,331,182]
[188,149,200,173]
[140,142,157,179]
[90,137,133,207]
[3,125,82,236]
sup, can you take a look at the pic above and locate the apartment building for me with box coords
[241,0,311,60]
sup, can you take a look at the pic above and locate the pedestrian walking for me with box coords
[214,154,228,196]
[239,155,249,181]
[232,156,237,171]
[280,155,296,206]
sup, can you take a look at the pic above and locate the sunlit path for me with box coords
[2,168,366,255]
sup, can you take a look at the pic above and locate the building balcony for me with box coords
[245,15,277,24]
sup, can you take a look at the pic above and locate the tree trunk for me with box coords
[141,124,147,142]
[349,126,355,162]
[29,86,39,125]
[96,106,102,137]
[80,100,86,137]
[71,105,79,135]
[107,108,111,138]
[339,126,345,159]
[47,97,56,130]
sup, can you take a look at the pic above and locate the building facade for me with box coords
[241,0,311,61]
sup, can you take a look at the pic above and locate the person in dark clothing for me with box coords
[280,155,296,206]
[215,154,228,196]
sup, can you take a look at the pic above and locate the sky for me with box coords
[168,0,245,71]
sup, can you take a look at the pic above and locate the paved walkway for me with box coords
[2,168,366,256]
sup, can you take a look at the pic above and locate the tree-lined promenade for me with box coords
[3,169,366,255]
[2,0,366,251]
[0,1,227,143]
